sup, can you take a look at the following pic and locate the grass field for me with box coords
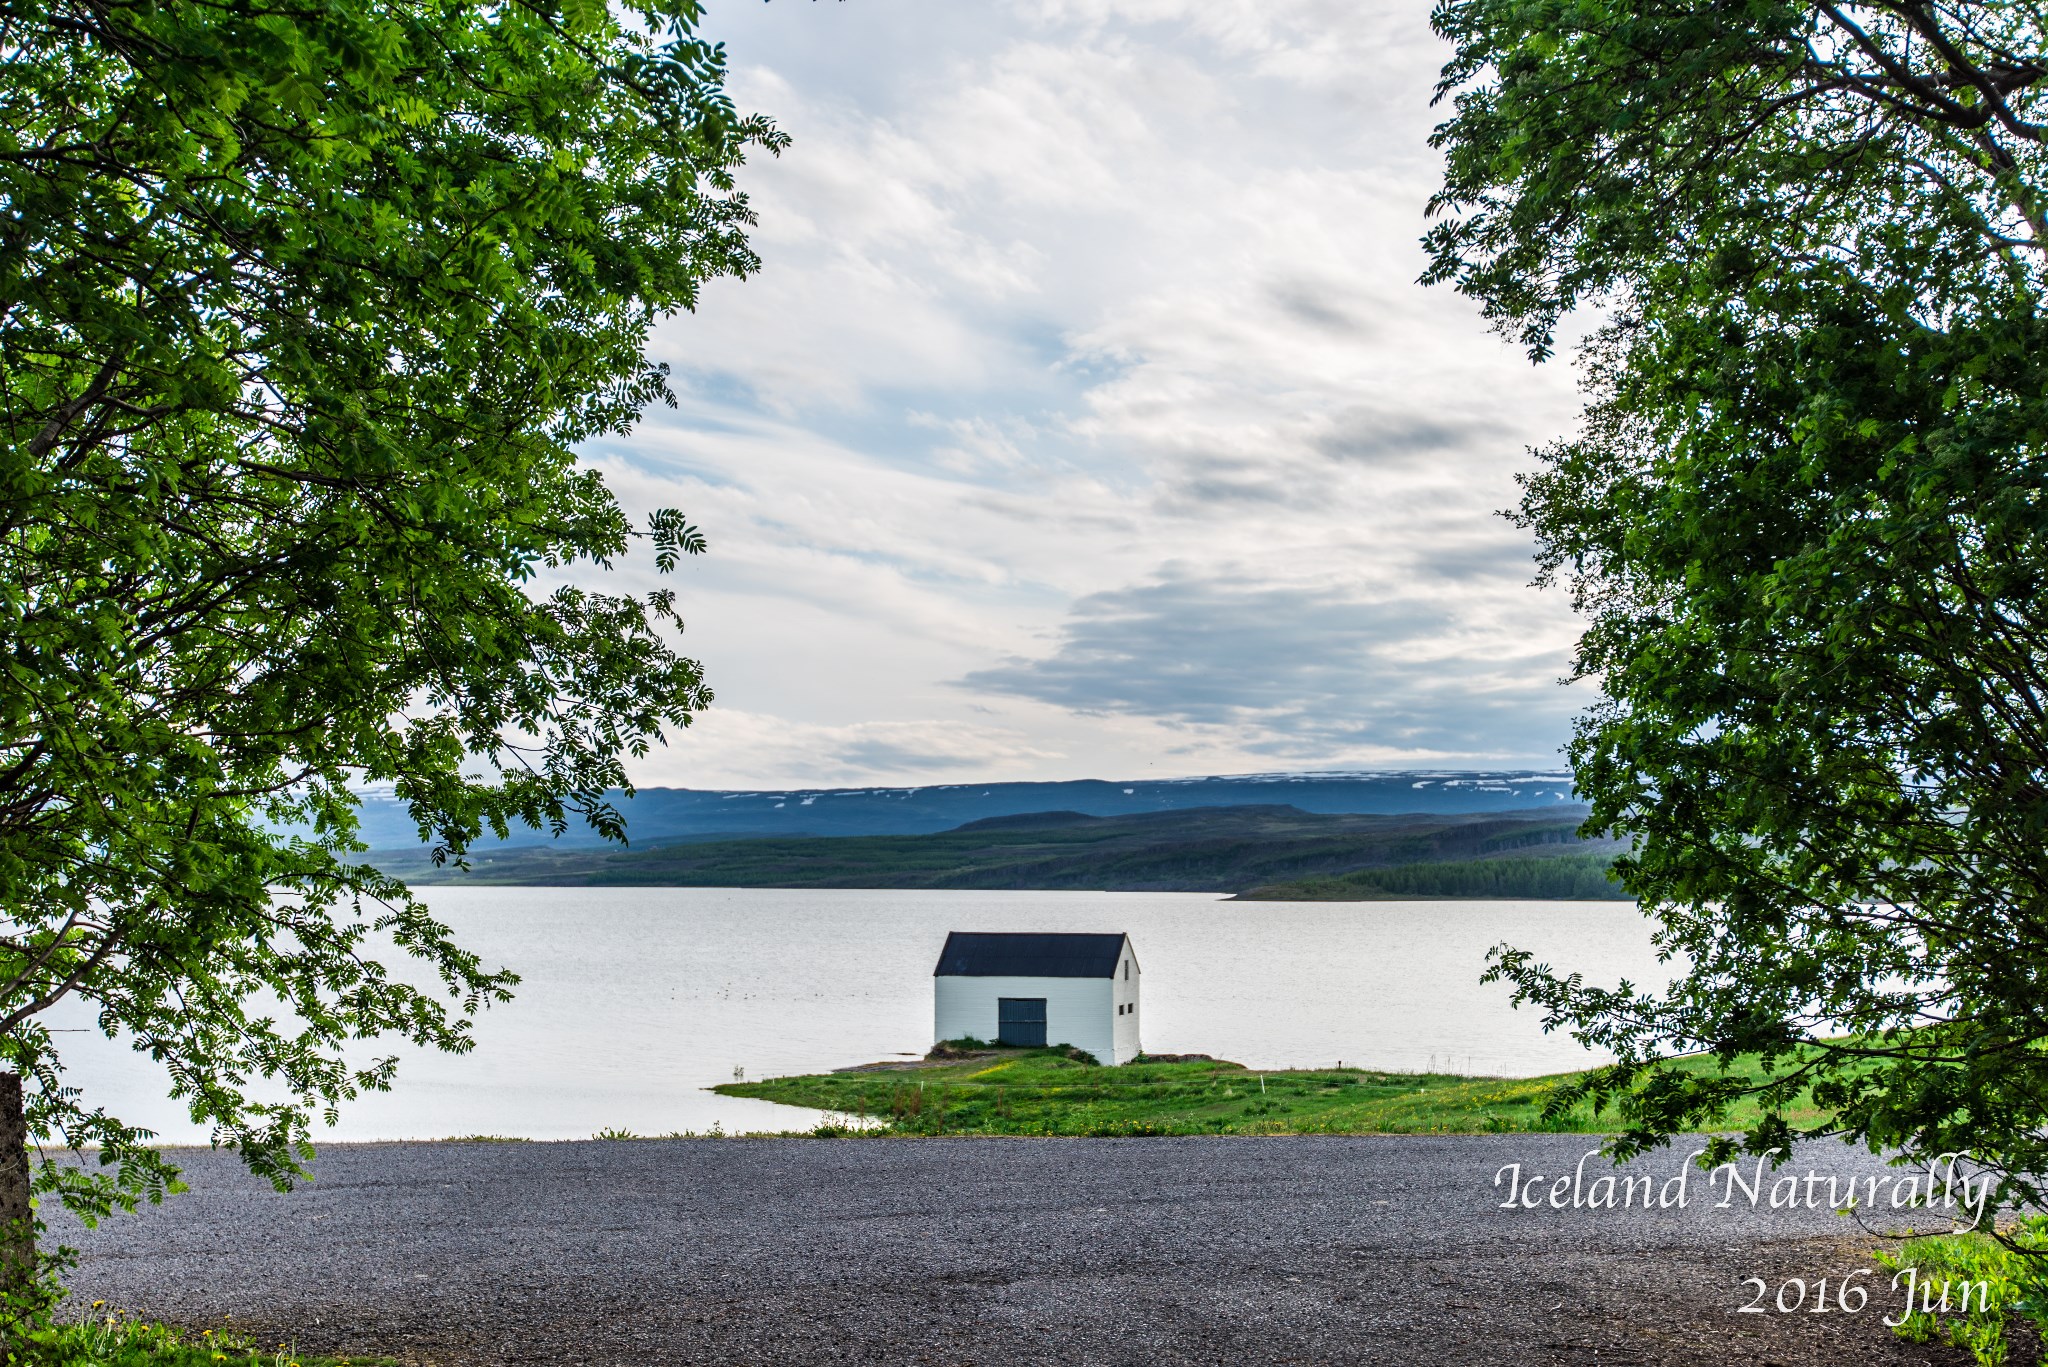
[714,1047,1830,1137]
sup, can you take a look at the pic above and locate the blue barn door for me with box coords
[997,997,1047,1047]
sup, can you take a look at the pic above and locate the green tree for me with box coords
[1426,0,2048,1198]
[0,0,783,1243]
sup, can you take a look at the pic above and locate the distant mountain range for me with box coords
[356,770,1581,851]
[373,803,1622,897]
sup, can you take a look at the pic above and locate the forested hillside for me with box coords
[377,804,1621,895]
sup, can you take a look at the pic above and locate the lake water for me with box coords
[50,889,1668,1143]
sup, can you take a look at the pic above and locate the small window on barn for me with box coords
[1123,960,1130,980]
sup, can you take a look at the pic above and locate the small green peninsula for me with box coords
[718,1050,1587,1135]
[1235,852,1624,901]
[717,1047,1829,1137]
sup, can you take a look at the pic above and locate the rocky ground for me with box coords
[49,1134,2015,1366]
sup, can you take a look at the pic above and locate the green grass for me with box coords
[714,1048,1836,1136]
[433,1133,530,1143]
[27,1309,395,1367]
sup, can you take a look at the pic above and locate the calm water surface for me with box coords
[56,889,1667,1142]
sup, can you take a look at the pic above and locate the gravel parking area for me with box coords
[50,1134,2005,1366]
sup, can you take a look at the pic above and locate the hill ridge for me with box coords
[371,803,1621,896]
[352,771,1583,850]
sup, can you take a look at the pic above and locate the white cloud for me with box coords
[636,709,1064,789]
[962,569,1582,758]
[582,2,1590,786]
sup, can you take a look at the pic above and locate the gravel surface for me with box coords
[50,1135,2011,1366]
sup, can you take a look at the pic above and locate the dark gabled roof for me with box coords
[933,931,1130,978]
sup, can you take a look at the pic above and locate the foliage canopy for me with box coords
[0,0,781,1219]
[1428,0,2048,1198]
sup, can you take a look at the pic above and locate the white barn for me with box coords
[933,931,1140,1065]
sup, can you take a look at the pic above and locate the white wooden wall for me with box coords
[935,975,1125,1064]
[1111,945,1140,1065]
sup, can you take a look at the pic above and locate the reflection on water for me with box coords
[47,888,1664,1142]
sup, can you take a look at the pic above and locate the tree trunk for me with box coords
[0,1073,31,1288]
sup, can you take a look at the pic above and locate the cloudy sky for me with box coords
[586,0,1592,789]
